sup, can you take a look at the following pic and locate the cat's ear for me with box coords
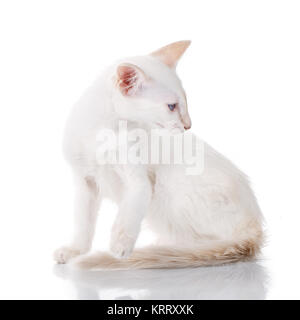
[151,40,191,68]
[116,63,147,96]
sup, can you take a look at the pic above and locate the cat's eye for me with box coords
[167,103,176,111]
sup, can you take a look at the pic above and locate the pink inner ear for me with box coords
[117,65,138,96]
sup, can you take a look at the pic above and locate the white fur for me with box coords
[54,41,264,268]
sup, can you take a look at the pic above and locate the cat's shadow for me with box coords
[53,260,269,300]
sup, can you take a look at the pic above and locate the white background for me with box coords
[0,0,299,299]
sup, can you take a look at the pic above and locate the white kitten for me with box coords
[54,41,264,269]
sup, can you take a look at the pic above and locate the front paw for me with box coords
[110,226,136,259]
[53,246,82,264]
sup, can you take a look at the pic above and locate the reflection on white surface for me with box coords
[54,261,268,300]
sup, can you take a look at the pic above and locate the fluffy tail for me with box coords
[74,233,263,270]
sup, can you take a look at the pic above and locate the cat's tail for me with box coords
[73,231,264,270]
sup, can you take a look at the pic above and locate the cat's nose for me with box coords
[182,114,192,130]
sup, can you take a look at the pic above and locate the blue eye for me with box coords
[168,103,176,111]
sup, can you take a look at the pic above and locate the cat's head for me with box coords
[111,41,192,134]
